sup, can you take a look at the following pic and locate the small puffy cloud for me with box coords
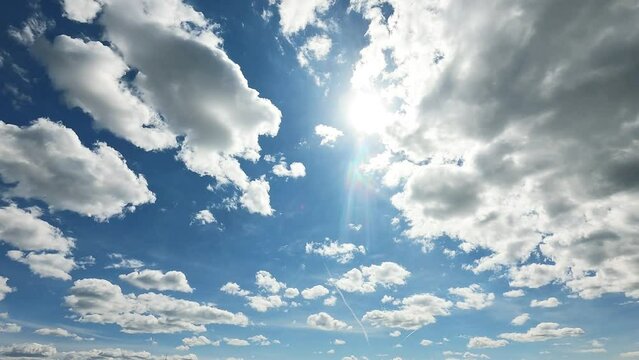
[530,297,561,308]
[332,262,410,293]
[389,330,401,337]
[255,270,286,294]
[307,312,351,331]
[240,178,274,216]
[362,293,452,330]
[192,210,216,225]
[105,253,144,269]
[0,119,155,220]
[468,337,508,349]
[277,0,333,35]
[284,288,300,299]
[511,313,530,326]
[7,250,75,280]
[61,0,103,22]
[223,338,250,347]
[246,295,285,313]
[420,339,433,347]
[0,322,21,333]
[65,278,248,333]
[0,343,57,358]
[0,276,13,301]
[181,335,217,348]
[499,322,584,343]
[334,339,346,345]
[324,296,337,306]
[306,240,366,264]
[220,282,250,297]
[301,285,329,300]
[248,335,277,346]
[503,289,525,298]
[315,124,343,147]
[348,223,362,232]
[272,161,306,178]
[621,351,639,358]
[448,284,495,310]
[119,269,193,293]
[35,327,84,341]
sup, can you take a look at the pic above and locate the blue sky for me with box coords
[0,0,638,359]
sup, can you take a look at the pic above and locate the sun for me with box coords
[346,91,391,134]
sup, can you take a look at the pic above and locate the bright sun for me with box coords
[347,91,391,134]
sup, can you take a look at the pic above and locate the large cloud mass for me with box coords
[352,0,639,299]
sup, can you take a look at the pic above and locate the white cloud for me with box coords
[223,338,250,347]
[499,322,584,343]
[7,250,75,280]
[621,351,639,358]
[105,253,144,269]
[248,335,277,346]
[332,262,409,293]
[284,288,300,298]
[348,223,362,232]
[296,35,332,85]
[61,0,104,22]
[420,339,432,347]
[324,296,337,306]
[334,339,346,345]
[277,0,333,35]
[255,270,286,294]
[511,313,530,326]
[448,284,495,310]
[220,282,251,297]
[362,293,452,330]
[192,210,216,225]
[62,348,198,360]
[315,124,343,147]
[246,295,286,313]
[0,276,13,301]
[119,269,193,293]
[389,330,401,337]
[503,289,525,298]
[350,0,639,300]
[467,337,508,349]
[272,161,306,178]
[0,205,74,253]
[53,0,282,216]
[8,12,51,46]
[305,240,366,264]
[0,343,57,358]
[301,285,329,300]
[307,312,351,331]
[530,297,561,308]
[0,119,155,220]
[35,327,84,341]
[65,278,248,333]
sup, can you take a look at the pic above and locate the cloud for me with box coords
[0,205,74,253]
[315,124,343,147]
[180,335,218,349]
[332,262,410,293]
[119,269,193,293]
[448,284,495,310]
[301,285,329,300]
[324,296,337,306]
[0,119,155,220]
[350,0,639,300]
[530,297,561,308]
[247,335,278,346]
[272,161,306,178]
[0,320,21,333]
[284,288,299,298]
[34,328,85,341]
[305,240,366,264]
[7,250,75,280]
[192,210,216,225]
[61,348,197,360]
[52,0,282,216]
[348,224,362,232]
[246,295,286,312]
[105,253,144,270]
[277,0,333,35]
[61,0,104,22]
[65,278,248,333]
[389,330,401,337]
[503,289,525,298]
[467,337,508,349]
[307,312,351,331]
[499,322,584,342]
[0,343,57,358]
[420,339,432,347]
[362,293,452,330]
[296,35,332,85]
[220,282,251,297]
[334,339,346,345]
[511,313,530,326]
[223,338,250,347]
[621,351,639,358]
[0,276,13,301]
[255,271,286,294]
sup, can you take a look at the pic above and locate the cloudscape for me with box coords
[0,0,638,359]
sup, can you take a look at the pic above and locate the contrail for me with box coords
[324,263,369,344]
[401,328,419,343]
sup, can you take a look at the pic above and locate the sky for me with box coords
[0,0,638,359]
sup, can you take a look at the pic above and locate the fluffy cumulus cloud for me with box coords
[192,210,216,225]
[272,161,306,178]
[499,322,584,343]
[307,312,351,331]
[220,282,251,297]
[448,284,495,310]
[47,0,282,216]
[255,271,286,294]
[119,269,193,293]
[0,276,13,301]
[350,0,639,300]
[530,297,561,308]
[511,313,530,326]
[64,278,248,333]
[34,328,85,341]
[503,289,525,298]
[315,124,343,147]
[362,293,452,330]
[305,240,366,263]
[246,295,286,313]
[0,119,155,220]
[7,250,76,281]
[301,285,329,300]
[332,262,410,293]
[467,337,508,349]
[277,0,333,35]
[0,343,57,358]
